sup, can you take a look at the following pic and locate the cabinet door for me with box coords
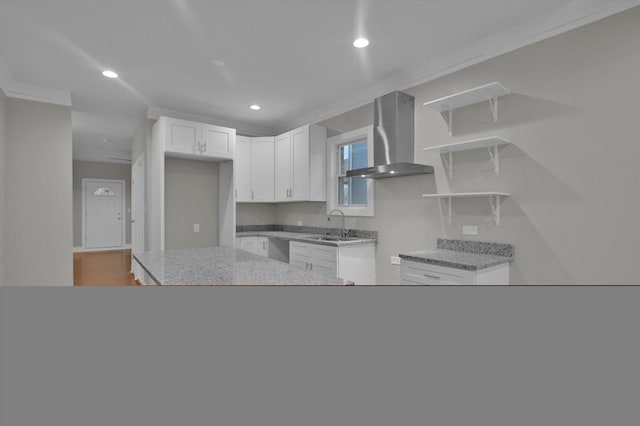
[202,124,234,159]
[166,118,200,155]
[251,137,275,202]
[291,126,310,200]
[274,132,292,201]
[257,237,269,257]
[235,136,252,202]
[239,237,258,254]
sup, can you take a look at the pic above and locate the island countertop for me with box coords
[133,246,352,286]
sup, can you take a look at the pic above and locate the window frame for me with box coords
[326,125,374,217]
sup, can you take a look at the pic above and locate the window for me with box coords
[326,126,374,217]
[93,187,115,196]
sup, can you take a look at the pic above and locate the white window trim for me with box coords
[326,125,374,217]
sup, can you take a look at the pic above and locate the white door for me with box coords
[132,157,145,280]
[84,179,125,249]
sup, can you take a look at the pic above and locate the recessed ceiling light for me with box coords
[102,70,118,79]
[211,59,225,67]
[353,38,369,48]
[250,104,261,111]
[102,138,112,143]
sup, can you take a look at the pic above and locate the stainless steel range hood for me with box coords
[346,91,433,179]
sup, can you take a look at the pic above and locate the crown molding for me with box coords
[147,106,277,137]
[0,54,71,106]
[274,0,640,133]
[1,81,72,107]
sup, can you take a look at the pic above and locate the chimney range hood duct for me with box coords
[346,90,434,179]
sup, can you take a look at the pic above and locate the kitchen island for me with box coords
[133,246,352,286]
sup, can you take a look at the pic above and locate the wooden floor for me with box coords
[74,249,138,286]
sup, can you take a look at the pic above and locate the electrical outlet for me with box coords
[463,225,478,235]
[297,220,303,226]
[390,256,401,265]
[193,224,200,233]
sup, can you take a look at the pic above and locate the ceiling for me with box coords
[0,0,637,163]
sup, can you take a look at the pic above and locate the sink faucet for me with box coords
[328,209,347,237]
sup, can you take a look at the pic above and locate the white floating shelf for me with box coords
[422,192,510,225]
[423,136,511,178]
[422,82,510,135]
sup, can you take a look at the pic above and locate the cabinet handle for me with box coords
[310,263,313,271]
[203,142,207,153]
[423,274,440,280]
[262,241,266,250]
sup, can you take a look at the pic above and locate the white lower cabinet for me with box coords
[289,241,376,285]
[235,236,269,258]
[400,260,509,285]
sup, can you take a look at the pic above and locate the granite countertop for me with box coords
[134,246,352,286]
[399,239,514,271]
[236,231,377,247]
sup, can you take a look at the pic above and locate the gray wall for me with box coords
[273,7,640,285]
[236,203,276,226]
[165,157,219,250]
[72,161,132,247]
[0,90,6,284]
[5,98,73,285]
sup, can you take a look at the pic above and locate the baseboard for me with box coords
[74,244,132,253]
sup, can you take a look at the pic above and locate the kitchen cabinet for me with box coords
[400,260,509,285]
[274,124,326,202]
[236,136,275,202]
[289,241,375,285]
[235,236,269,258]
[150,116,236,252]
[235,136,252,201]
[161,117,235,160]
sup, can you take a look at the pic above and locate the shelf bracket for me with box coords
[489,97,499,122]
[441,109,453,135]
[489,194,501,226]
[486,145,500,175]
[441,152,453,179]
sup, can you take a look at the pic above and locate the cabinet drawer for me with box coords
[400,261,473,285]
[311,245,337,262]
[290,253,311,264]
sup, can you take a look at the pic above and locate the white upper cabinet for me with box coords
[235,136,252,202]
[274,124,326,202]
[161,117,235,161]
[236,136,275,202]
[251,137,275,202]
[166,118,200,155]
[202,123,235,159]
[275,132,293,201]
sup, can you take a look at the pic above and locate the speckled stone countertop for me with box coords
[399,239,514,271]
[134,246,351,286]
[236,231,377,247]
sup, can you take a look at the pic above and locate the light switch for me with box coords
[390,256,401,265]
[193,224,200,232]
[297,220,303,226]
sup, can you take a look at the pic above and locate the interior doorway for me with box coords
[82,179,126,249]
